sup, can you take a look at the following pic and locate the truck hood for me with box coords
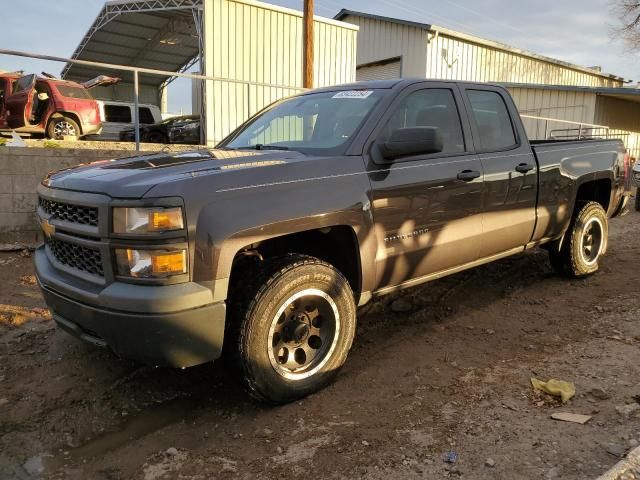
[43,149,304,198]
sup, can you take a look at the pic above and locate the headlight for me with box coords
[115,249,187,278]
[113,207,184,234]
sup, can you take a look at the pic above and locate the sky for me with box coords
[0,0,638,113]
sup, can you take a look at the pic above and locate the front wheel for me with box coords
[549,201,608,277]
[227,254,357,404]
[47,116,80,140]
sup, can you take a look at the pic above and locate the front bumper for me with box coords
[35,246,226,368]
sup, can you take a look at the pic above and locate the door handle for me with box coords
[456,170,481,181]
[515,163,534,173]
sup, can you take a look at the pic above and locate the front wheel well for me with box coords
[575,178,611,212]
[229,226,362,296]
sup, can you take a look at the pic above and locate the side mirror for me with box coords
[380,127,443,160]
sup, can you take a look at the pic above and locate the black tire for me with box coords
[147,131,168,144]
[548,201,608,277]
[47,116,80,140]
[227,254,357,404]
[635,188,640,212]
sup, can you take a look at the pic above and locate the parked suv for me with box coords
[0,73,119,139]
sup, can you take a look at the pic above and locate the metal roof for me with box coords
[502,82,640,104]
[334,8,430,31]
[62,0,203,87]
[335,9,627,83]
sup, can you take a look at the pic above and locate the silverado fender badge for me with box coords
[41,218,55,238]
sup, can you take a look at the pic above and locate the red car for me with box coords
[0,73,119,139]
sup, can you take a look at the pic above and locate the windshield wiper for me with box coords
[240,144,289,151]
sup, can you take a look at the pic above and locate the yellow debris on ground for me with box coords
[530,378,576,403]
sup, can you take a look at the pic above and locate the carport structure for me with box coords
[62,0,203,108]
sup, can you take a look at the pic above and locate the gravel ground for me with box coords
[1,210,640,480]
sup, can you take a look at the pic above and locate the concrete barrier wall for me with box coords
[0,143,195,244]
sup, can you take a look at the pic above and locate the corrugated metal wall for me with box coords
[341,16,428,78]
[507,86,598,139]
[426,32,621,88]
[339,14,622,89]
[203,0,358,144]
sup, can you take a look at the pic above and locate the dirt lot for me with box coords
[1,211,640,480]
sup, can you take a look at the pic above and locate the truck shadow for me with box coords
[48,243,561,469]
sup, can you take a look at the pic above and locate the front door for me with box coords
[460,86,538,258]
[5,74,36,129]
[366,83,484,290]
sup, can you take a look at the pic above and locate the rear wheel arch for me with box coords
[47,112,83,137]
[574,177,612,213]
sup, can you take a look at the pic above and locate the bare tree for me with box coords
[613,0,640,47]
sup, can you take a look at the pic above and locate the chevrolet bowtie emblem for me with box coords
[41,218,55,238]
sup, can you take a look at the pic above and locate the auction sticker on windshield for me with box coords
[332,90,374,99]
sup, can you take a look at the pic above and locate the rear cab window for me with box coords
[466,90,517,151]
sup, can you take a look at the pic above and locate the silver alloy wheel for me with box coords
[53,120,77,138]
[267,288,340,381]
[579,217,604,266]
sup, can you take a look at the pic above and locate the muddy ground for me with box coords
[1,211,640,480]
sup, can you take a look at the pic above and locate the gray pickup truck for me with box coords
[35,79,633,403]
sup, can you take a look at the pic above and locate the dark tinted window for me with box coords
[467,90,516,151]
[56,85,92,99]
[104,105,132,123]
[12,75,35,94]
[138,107,155,124]
[383,88,465,154]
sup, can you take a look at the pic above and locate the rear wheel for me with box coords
[549,201,608,277]
[47,116,80,140]
[227,254,356,404]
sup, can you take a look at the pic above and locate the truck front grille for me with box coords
[39,198,98,227]
[46,238,104,277]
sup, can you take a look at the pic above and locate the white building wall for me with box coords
[203,0,358,145]
[507,86,598,139]
[425,31,622,88]
[341,15,427,78]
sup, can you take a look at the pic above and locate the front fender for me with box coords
[191,175,377,301]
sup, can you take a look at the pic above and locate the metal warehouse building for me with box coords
[63,0,358,145]
[335,9,640,157]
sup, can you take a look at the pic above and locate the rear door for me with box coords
[5,74,36,128]
[460,86,538,257]
[365,82,484,290]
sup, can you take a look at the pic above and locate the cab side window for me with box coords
[467,90,517,151]
[383,88,465,154]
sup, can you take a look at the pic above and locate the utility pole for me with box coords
[303,0,314,88]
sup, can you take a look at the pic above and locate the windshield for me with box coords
[222,89,385,154]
